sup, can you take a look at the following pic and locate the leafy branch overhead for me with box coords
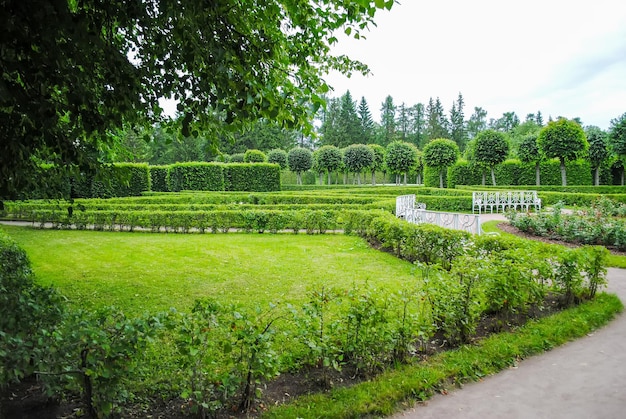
[0,0,395,199]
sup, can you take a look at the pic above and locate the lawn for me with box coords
[2,225,418,315]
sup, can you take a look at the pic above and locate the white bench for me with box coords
[396,194,426,221]
[472,190,541,214]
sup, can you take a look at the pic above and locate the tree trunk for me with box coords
[357,172,361,185]
[491,168,496,186]
[297,172,302,185]
[560,159,567,186]
[403,172,407,185]
[343,172,347,184]
[535,162,541,186]
[328,172,332,185]
[481,171,486,186]
[371,171,376,185]
[594,167,600,186]
[439,169,444,188]
[396,174,400,185]
[621,170,624,186]
[319,173,323,185]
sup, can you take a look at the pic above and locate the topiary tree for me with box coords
[368,144,385,185]
[586,126,610,186]
[243,149,267,163]
[423,138,459,188]
[413,147,424,184]
[474,130,510,186]
[266,149,288,169]
[537,118,588,186]
[385,141,418,185]
[343,144,374,185]
[315,145,343,185]
[287,147,313,185]
[517,133,542,186]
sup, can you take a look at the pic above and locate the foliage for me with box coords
[149,165,170,192]
[342,144,374,184]
[537,118,588,185]
[609,112,626,157]
[315,145,344,184]
[90,163,151,198]
[168,162,225,191]
[423,138,459,188]
[267,149,288,169]
[1,0,395,200]
[0,230,63,387]
[243,149,267,163]
[230,153,245,163]
[473,130,510,185]
[517,133,542,185]
[223,163,281,192]
[586,126,610,186]
[384,141,418,183]
[288,148,314,185]
[368,144,386,185]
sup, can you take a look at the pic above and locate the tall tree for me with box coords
[287,147,313,185]
[449,93,467,151]
[467,106,488,139]
[358,97,375,144]
[314,145,343,185]
[517,134,542,186]
[1,0,393,200]
[609,113,626,185]
[586,126,610,186]
[490,112,520,133]
[368,144,386,185]
[409,103,427,148]
[385,141,418,185]
[336,90,363,147]
[319,98,342,146]
[537,118,588,186]
[425,97,449,140]
[396,103,411,141]
[379,95,397,145]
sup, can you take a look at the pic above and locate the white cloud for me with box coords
[324,0,626,129]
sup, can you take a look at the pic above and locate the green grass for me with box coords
[1,226,418,315]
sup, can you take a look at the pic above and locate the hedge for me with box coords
[90,163,151,198]
[149,166,170,192]
[449,158,593,187]
[167,162,224,192]
[223,163,281,192]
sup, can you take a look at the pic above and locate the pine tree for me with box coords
[379,95,396,146]
[449,93,466,151]
[426,97,449,140]
[319,97,341,146]
[336,90,363,147]
[396,103,410,141]
[409,103,426,148]
[467,106,488,139]
[358,97,375,143]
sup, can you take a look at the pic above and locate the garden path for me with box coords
[393,267,626,419]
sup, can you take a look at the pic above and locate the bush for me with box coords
[90,163,151,198]
[230,153,245,163]
[244,149,267,163]
[223,164,281,192]
[150,165,170,192]
[267,149,288,169]
[168,162,224,191]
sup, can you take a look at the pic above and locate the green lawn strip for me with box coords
[265,292,623,418]
[0,226,417,315]
[481,220,626,268]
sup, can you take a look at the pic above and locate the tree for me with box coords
[343,144,374,184]
[425,97,449,140]
[586,126,609,186]
[379,96,397,145]
[609,113,626,183]
[385,141,418,185]
[287,147,313,185]
[537,118,588,186]
[490,112,520,133]
[319,98,342,146]
[423,139,459,188]
[314,145,343,184]
[474,130,510,186]
[396,103,411,141]
[467,106,488,139]
[449,93,467,151]
[267,149,288,169]
[222,120,298,154]
[336,90,363,147]
[358,97,375,143]
[1,0,393,200]
[368,144,386,185]
[517,134,542,186]
[409,103,427,148]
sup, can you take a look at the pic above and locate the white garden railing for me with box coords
[396,194,481,235]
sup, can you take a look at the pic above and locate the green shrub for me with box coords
[150,165,170,192]
[230,153,245,163]
[168,162,224,191]
[0,229,63,387]
[267,149,288,169]
[90,163,151,198]
[243,149,267,163]
[223,163,281,192]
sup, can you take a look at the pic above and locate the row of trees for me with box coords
[227,114,626,188]
[317,91,547,152]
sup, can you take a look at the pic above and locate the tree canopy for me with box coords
[537,118,588,186]
[473,130,509,186]
[1,0,394,199]
[423,138,459,188]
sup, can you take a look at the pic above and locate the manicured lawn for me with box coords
[2,226,418,314]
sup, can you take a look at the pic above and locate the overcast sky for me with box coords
[324,0,626,130]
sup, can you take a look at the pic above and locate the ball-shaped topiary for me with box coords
[267,149,288,169]
[244,149,267,163]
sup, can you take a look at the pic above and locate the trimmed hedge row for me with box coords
[445,158,593,188]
